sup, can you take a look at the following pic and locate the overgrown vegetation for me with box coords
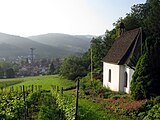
[130,0,160,100]
[78,75,160,119]
[38,93,59,120]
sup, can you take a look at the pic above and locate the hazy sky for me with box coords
[0,0,146,37]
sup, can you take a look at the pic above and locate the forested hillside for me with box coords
[29,33,92,54]
[0,33,92,58]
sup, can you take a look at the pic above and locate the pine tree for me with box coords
[131,37,160,100]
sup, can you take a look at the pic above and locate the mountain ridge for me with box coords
[0,32,93,58]
[28,33,92,54]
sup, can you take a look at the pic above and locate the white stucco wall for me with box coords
[119,65,125,91]
[103,62,120,91]
[103,62,134,93]
[124,66,134,93]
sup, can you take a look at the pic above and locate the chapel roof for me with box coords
[102,28,142,66]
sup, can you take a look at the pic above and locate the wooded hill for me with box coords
[0,32,92,58]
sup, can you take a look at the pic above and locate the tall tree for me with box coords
[0,66,4,78]
[59,56,87,80]
[49,62,55,75]
[6,68,15,78]
[90,30,116,74]
[90,36,104,70]
[144,0,160,36]
[131,37,160,100]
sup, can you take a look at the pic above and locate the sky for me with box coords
[0,0,146,37]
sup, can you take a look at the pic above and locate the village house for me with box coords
[102,28,143,93]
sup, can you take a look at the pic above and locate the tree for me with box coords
[89,30,116,76]
[6,68,15,78]
[0,66,4,78]
[130,0,160,100]
[131,37,160,100]
[59,56,87,80]
[0,61,12,72]
[90,36,104,70]
[144,0,160,36]
[130,52,151,100]
[49,62,55,75]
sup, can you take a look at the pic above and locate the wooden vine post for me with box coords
[75,78,80,120]
[22,85,26,120]
[22,85,25,102]
[32,85,34,93]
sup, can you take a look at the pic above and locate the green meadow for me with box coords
[1,75,75,90]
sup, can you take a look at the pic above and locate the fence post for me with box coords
[61,87,63,96]
[32,85,34,93]
[56,86,59,92]
[75,78,80,120]
[22,85,26,120]
[1,87,2,94]
[22,85,25,102]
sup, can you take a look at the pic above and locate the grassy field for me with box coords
[4,75,76,90]
[0,79,24,88]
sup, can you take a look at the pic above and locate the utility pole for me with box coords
[140,27,143,55]
[30,48,35,64]
[75,78,80,120]
[91,47,93,81]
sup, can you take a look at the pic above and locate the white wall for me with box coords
[119,65,125,91]
[125,66,134,93]
[103,62,120,91]
[103,62,134,93]
[120,65,134,93]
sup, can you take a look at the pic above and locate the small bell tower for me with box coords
[119,21,125,35]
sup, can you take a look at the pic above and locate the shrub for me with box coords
[104,91,111,98]
[130,53,151,100]
[110,95,122,100]
[137,100,153,119]
[80,75,110,98]
[143,104,160,120]
[153,96,160,104]
[80,75,91,91]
